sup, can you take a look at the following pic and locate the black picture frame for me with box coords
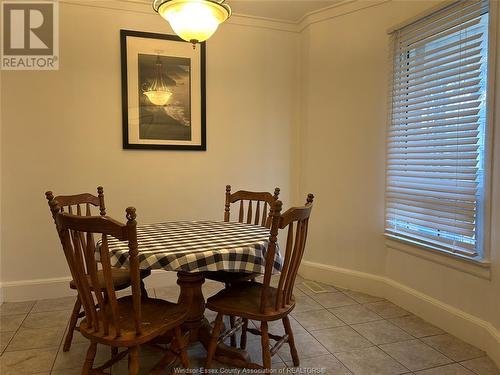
[120,29,206,150]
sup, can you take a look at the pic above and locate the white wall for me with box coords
[0,2,297,288]
[1,0,499,365]
[297,0,500,365]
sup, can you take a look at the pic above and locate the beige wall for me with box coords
[0,2,297,283]
[1,0,499,362]
[297,0,500,339]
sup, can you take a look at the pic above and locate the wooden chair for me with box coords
[45,187,151,352]
[205,193,314,369]
[51,203,189,374]
[204,185,280,346]
[205,185,280,286]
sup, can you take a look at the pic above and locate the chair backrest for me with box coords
[224,185,280,228]
[260,193,314,314]
[50,201,143,338]
[45,186,106,219]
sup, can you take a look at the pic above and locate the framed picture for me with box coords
[120,30,206,150]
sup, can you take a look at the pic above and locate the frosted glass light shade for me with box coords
[153,0,231,44]
[144,90,172,106]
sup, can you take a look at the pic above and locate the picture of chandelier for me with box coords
[143,54,173,106]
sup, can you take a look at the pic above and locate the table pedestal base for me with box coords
[176,271,250,367]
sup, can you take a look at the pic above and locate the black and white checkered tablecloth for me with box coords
[98,221,282,274]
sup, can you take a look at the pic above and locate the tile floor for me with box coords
[0,277,498,375]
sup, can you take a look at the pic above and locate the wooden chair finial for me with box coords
[224,185,231,222]
[306,193,314,204]
[45,191,57,221]
[273,187,280,199]
[97,186,106,216]
[45,191,54,202]
[126,207,137,223]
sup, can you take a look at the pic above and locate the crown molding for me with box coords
[60,0,391,34]
[296,0,356,24]
[297,0,390,32]
[60,0,157,15]
[229,13,298,33]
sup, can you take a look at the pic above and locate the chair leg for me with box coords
[174,326,190,368]
[111,347,118,357]
[283,316,299,366]
[205,313,224,369]
[229,316,237,347]
[128,346,140,375]
[140,280,148,299]
[64,296,82,352]
[240,318,248,350]
[260,321,272,370]
[82,342,97,375]
[222,281,237,348]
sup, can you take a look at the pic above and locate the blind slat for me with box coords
[388,165,478,173]
[388,136,479,148]
[390,130,479,142]
[388,171,478,180]
[388,144,479,154]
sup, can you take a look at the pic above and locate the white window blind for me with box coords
[385,0,490,258]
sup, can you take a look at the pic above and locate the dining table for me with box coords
[99,220,283,366]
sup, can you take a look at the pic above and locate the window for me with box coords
[385,0,491,259]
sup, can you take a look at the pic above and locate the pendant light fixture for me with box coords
[153,0,231,45]
[143,54,172,106]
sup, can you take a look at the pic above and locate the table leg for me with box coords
[177,271,206,342]
[176,271,250,367]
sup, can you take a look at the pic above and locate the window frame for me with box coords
[384,0,498,264]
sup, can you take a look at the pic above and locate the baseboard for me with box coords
[0,270,178,302]
[299,260,500,369]
[3,264,498,367]
[1,276,77,301]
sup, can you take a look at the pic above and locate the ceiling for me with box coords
[227,0,342,22]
